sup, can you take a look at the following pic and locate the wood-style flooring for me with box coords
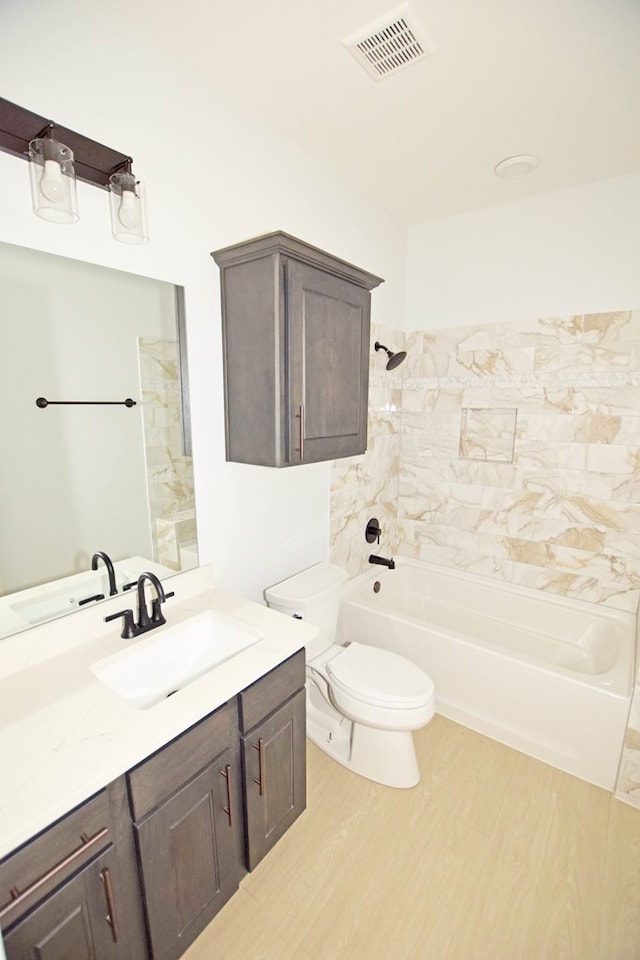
[183,716,640,960]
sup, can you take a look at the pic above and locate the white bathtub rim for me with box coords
[341,603,631,699]
[340,558,636,699]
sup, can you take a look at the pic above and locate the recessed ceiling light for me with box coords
[493,155,539,180]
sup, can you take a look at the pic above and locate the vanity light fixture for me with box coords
[0,97,149,243]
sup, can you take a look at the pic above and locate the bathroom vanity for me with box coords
[0,567,311,960]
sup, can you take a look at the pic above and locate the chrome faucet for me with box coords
[368,554,395,570]
[104,571,174,639]
[91,551,118,596]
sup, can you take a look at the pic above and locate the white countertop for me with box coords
[0,565,314,860]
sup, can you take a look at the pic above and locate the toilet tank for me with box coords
[264,562,348,660]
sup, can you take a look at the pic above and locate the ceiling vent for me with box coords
[343,3,434,81]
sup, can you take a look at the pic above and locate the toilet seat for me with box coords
[327,641,434,710]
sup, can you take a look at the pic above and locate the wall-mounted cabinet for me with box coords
[212,232,384,467]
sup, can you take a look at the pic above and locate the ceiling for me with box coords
[2,0,639,228]
[132,0,640,226]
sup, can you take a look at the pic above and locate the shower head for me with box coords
[374,341,407,371]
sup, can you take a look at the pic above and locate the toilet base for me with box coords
[306,685,422,788]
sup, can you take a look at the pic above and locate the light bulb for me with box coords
[109,170,148,243]
[40,159,67,203]
[118,188,141,229]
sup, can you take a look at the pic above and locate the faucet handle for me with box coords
[79,593,105,606]
[365,518,382,544]
[105,609,136,639]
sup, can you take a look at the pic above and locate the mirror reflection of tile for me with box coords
[459,407,517,463]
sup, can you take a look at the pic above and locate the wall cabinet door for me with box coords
[212,231,383,467]
[3,848,137,960]
[285,259,371,464]
[241,689,306,870]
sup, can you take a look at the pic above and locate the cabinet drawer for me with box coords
[0,788,113,927]
[128,701,233,821]
[238,649,305,733]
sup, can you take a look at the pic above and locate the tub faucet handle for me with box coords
[366,518,382,544]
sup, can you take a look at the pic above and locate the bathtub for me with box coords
[336,558,636,790]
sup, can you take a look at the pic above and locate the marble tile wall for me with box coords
[329,323,405,576]
[329,310,640,806]
[138,338,196,570]
[399,310,640,614]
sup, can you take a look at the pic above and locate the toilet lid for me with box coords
[327,642,434,709]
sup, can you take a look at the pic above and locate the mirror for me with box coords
[0,241,198,639]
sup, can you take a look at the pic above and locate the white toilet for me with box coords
[265,562,435,788]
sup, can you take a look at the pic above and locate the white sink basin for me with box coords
[11,578,112,624]
[91,610,261,709]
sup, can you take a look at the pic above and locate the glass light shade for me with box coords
[28,137,79,224]
[109,171,149,244]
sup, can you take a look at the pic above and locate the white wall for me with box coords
[0,0,407,602]
[405,172,640,329]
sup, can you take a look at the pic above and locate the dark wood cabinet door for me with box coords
[134,752,239,960]
[242,689,306,870]
[3,848,138,960]
[286,259,371,464]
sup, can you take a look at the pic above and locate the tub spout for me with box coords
[369,554,395,570]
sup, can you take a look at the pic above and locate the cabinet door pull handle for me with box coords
[253,738,265,796]
[0,826,109,920]
[296,404,304,461]
[220,764,233,826]
[100,867,120,943]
